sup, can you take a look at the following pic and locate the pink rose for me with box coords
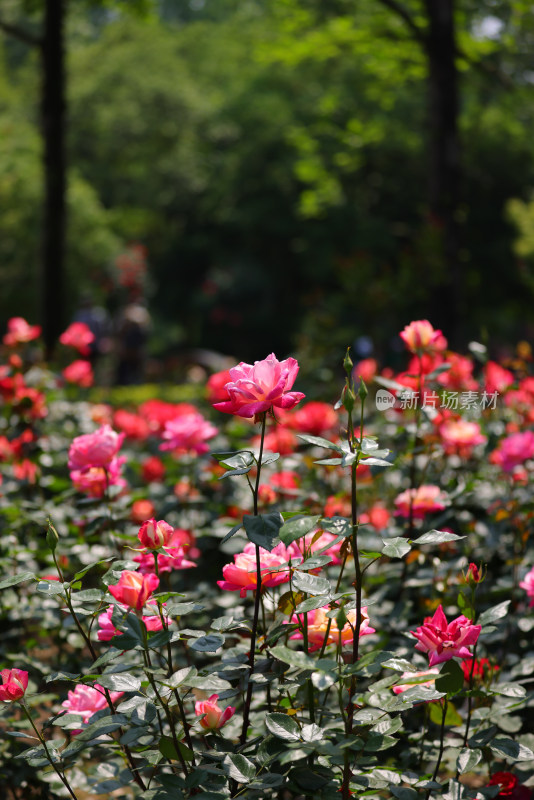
[61,684,124,733]
[59,322,95,356]
[212,353,305,419]
[484,361,514,395]
[439,419,487,457]
[290,606,375,652]
[0,668,28,702]
[218,541,299,597]
[70,456,126,498]
[411,605,481,667]
[490,431,534,473]
[138,518,174,550]
[160,412,218,455]
[394,485,448,519]
[68,425,124,471]
[195,694,235,730]
[96,604,166,641]
[519,566,534,607]
[399,320,447,355]
[3,317,41,346]
[108,570,159,610]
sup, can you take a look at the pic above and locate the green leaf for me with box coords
[223,753,256,783]
[489,737,534,761]
[185,675,232,693]
[301,723,323,742]
[36,581,67,595]
[159,735,194,763]
[189,633,225,653]
[73,558,113,581]
[220,522,243,544]
[456,747,482,774]
[292,571,331,596]
[382,658,418,672]
[76,714,129,741]
[265,713,300,741]
[296,555,332,570]
[382,538,412,558]
[97,672,141,692]
[279,515,321,545]
[428,700,463,727]
[270,645,315,670]
[412,530,465,545]
[492,683,527,698]
[294,595,331,613]
[360,456,392,467]
[478,601,510,626]
[166,667,197,689]
[0,571,35,590]
[243,513,283,551]
[296,434,343,452]
[435,660,465,695]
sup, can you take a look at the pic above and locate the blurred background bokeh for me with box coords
[1,0,534,382]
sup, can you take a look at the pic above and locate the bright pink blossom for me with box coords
[139,399,198,434]
[519,566,534,607]
[108,570,159,610]
[3,317,41,346]
[62,359,94,388]
[290,606,375,651]
[160,412,218,455]
[394,485,448,519]
[68,425,124,472]
[195,694,235,730]
[138,518,174,550]
[490,431,534,473]
[0,668,28,702]
[213,353,305,419]
[218,541,299,597]
[400,320,447,355]
[96,604,165,641]
[411,605,481,667]
[437,353,477,392]
[61,684,123,733]
[59,322,95,356]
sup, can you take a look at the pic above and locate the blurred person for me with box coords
[115,299,151,385]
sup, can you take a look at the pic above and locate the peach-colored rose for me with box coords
[290,605,375,651]
[195,694,235,730]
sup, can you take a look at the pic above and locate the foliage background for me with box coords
[1,0,534,362]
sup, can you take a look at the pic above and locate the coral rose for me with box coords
[290,606,375,652]
[108,570,159,610]
[195,694,235,730]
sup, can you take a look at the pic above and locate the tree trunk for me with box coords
[423,0,462,345]
[41,0,66,359]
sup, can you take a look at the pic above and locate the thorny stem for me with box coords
[56,572,146,789]
[426,697,448,798]
[21,702,79,800]
[140,620,189,776]
[240,412,267,746]
[153,556,196,761]
[342,374,366,799]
